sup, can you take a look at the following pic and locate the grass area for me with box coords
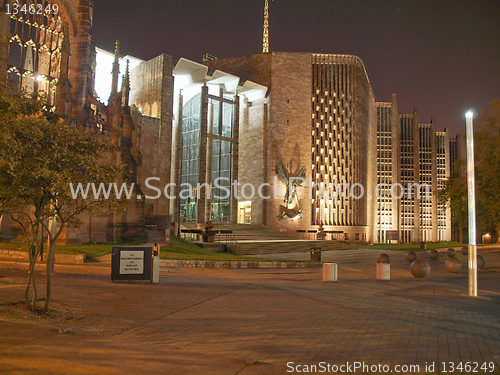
[1,233,293,262]
[160,236,295,262]
[352,242,467,251]
[4,232,485,261]
[0,233,148,259]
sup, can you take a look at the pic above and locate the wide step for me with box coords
[179,224,347,255]
[227,240,348,255]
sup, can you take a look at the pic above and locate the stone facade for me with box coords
[130,54,174,221]
[1,2,174,242]
[206,52,377,242]
[397,110,452,243]
[1,0,94,123]
[373,97,401,243]
[1,2,456,244]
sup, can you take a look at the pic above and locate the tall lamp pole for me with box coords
[465,111,477,297]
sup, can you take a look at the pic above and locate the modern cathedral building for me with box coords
[1,0,456,244]
[199,53,377,242]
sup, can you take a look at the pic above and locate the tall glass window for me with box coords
[180,90,236,223]
[209,93,234,222]
[211,139,232,222]
[180,94,201,222]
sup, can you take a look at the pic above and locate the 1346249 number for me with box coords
[6,3,59,15]
[441,362,496,373]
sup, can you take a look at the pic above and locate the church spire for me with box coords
[110,40,120,97]
[121,59,130,107]
[262,0,269,53]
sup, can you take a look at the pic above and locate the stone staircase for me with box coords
[227,240,348,256]
[179,223,348,255]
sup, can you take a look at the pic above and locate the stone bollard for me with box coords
[429,249,439,260]
[410,259,430,278]
[376,254,390,280]
[445,257,462,273]
[477,255,485,269]
[323,263,338,282]
[406,251,417,263]
[376,263,390,280]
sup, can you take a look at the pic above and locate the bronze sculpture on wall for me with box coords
[276,164,306,220]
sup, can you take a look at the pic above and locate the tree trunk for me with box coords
[43,214,58,313]
[25,261,36,312]
[25,230,39,312]
[43,238,56,312]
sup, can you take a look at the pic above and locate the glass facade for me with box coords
[211,138,232,222]
[180,94,201,222]
[180,90,235,223]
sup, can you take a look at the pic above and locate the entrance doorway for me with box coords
[237,201,252,224]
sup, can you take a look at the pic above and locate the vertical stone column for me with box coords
[391,94,401,242]
[443,128,452,242]
[231,93,240,224]
[158,55,174,221]
[430,120,438,242]
[197,84,209,224]
[412,109,421,243]
[262,101,269,225]
[55,24,72,116]
[206,94,214,221]
[71,0,93,125]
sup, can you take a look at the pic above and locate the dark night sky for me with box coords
[92,0,500,136]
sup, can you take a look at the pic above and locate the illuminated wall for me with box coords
[374,98,400,243]
[95,47,143,104]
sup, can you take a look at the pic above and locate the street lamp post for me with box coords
[465,111,477,297]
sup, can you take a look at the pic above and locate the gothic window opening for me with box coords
[7,0,65,106]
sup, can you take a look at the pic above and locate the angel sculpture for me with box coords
[276,164,307,220]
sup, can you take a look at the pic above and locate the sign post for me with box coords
[386,230,399,242]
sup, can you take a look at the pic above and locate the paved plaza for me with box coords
[0,247,499,374]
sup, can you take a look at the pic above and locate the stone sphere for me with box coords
[406,251,417,263]
[377,253,390,264]
[446,248,456,258]
[461,246,468,255]
[445,257,462,273]
[429,249,439,260]
[410,259,430,278]
[477,255,485,269]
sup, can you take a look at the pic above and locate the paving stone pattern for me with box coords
[0,247,499,374]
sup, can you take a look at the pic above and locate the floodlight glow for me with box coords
[465,111,474,118]
[36,75,43,82]
[95,48,144,105]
